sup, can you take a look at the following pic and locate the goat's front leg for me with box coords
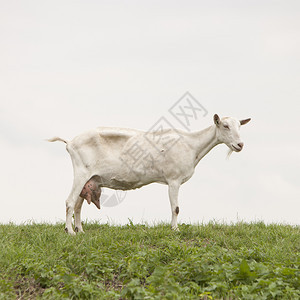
[168,181,180,231]
[74,196,84,233]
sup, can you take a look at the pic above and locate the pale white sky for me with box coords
[0,0,299,226]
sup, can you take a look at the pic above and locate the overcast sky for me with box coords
[1,0,299,226]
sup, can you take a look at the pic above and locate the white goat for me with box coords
[49,114,250,234]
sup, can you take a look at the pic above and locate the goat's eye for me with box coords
[223,124,229,129]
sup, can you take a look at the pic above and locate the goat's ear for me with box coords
[240,118,251,125]
[214,114,221,126]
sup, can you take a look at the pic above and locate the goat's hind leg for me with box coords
[74,196,84,233]
[65,176,87,235]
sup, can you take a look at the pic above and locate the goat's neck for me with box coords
[189,125,220,166]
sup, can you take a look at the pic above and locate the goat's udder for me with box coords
[80,179,101,209]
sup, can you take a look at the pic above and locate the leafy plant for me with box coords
[0,222,299,299]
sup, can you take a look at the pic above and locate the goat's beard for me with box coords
[226,149,233,160]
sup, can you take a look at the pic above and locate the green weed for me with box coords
[0,222,299,299]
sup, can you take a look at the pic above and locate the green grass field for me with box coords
[0,222,299,299]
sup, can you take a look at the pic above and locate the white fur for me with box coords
[49,114,250,234]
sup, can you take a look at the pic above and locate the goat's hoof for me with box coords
[74,227,85,234]
[65,227,76,235]
[171,226,180,232]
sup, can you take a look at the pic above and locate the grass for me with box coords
[0,221,299,299]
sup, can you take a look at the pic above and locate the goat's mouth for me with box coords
[231,144,242,152]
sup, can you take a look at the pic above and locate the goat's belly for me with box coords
[105,176,164,190]
[91,162,166,190]
[97,171,165,190]
[106,179,145,190]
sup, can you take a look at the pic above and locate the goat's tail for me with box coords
[47,137,68,144]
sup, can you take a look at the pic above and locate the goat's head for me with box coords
[214,114,251,152]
